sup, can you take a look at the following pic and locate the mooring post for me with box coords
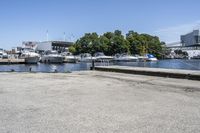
[29,67,32,72]
[91,60,95,70]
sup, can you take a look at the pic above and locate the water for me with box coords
[0,59,200,72]
[114,59,200,70]
[0,63,92,73]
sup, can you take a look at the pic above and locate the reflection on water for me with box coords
[0,59,199,73]
[0,63,92,73]
[114,59,200,70]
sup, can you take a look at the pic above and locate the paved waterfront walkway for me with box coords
[95,66,200,80]
[0,71,200,133]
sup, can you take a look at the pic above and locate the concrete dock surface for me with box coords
[0,71,200,133]
[95,66,200,80]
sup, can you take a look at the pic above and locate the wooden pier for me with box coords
[0,59,25,65]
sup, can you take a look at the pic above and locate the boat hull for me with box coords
[25,56,40,64]
[41,56,63,63]
[63,56,78,63]
[146,58,158,62]
[114,58,138,62]
[80,57,96,63]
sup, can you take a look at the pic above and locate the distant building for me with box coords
[11,47,23,54]
[36,41,73,53]
[181,30,200,47]
[22,41,38,50]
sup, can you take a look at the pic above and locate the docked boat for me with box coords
[20,50,40,64]
[94,52,113,62]
[146,54,158,61]
[80,53,96,62]
[0,49,8,59]
[114,54,138,62]
[61,52,79,63]
[191,55,200,59]
[136,54,158,62]
[137,56,148,62]
[41,51,63,63]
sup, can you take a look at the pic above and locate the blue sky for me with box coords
[0,0,200,49]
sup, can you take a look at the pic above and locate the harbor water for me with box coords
[0,59,199,73]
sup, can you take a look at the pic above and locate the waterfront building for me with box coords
[36,41,73,53]
[166,30,200,58]
[181,30,200,47]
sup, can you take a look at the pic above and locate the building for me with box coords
[36,41,73,53]
[181,30,200,47]
[22,41,38,50]
[11,47,23,54]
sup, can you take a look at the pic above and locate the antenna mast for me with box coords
[63,32,66,41]
[46,30,49,41]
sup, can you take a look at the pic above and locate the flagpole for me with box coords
[46,30,49,41]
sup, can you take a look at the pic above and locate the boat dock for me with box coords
[95,66,200,81]
[0,59,25,65]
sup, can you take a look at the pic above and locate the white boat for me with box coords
[146,54,158,61]
[20,50,40,64]
[0,49,8,59]
[80,53,96,62]
[114,54,138,62]
[61,52,79,63]
[41,51,63,63]
[137,56,148,62]
[94,52,113,62]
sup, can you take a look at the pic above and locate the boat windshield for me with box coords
[147,54,155,58]
[45,51,58,55]
[95,52,105,57]
[81,53,91,58]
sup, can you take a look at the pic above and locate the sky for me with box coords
[0,0,200,49]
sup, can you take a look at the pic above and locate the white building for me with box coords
[181,30,200,47]
[36,41,73,53]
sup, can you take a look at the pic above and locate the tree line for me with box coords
[69,30,166,58]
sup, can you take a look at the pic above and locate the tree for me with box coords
[74,30,165,58]
[68,46,76,54]
[126,30,164,58]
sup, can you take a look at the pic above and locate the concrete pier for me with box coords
[0,59,25,64]
[95,66,200,81]
[0,71,200,133]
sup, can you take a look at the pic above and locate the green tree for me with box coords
[68,46,76,54]
[74,30,165,58]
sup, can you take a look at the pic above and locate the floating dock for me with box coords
[0,59,25,65]
[95,66,200,81]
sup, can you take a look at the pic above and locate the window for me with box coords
[194,36,200,44]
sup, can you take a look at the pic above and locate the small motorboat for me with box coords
[146,54,158,61]
[80,53,96,62]
[61,52,79,63]
[114,53,138,62]
[20,50,40,64]
[94,52,113,62]
[41,51,63,63]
